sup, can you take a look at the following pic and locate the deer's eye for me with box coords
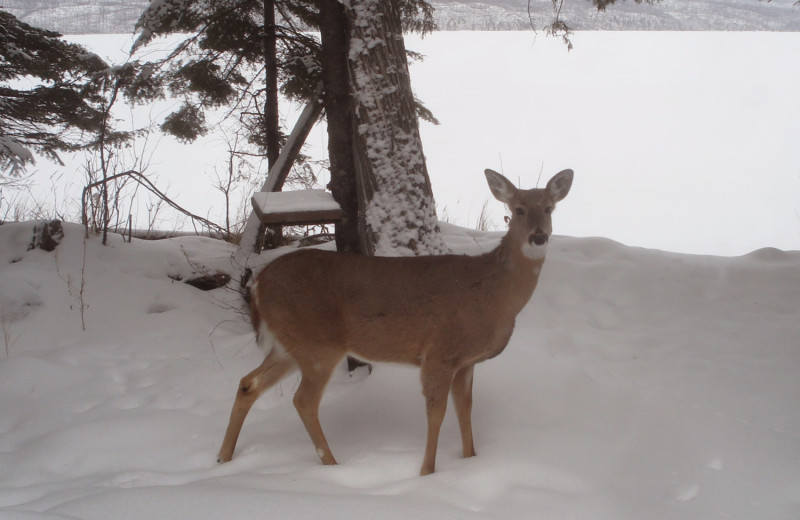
[515,207,525,216]
[544,206,553,215]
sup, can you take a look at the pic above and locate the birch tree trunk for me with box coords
[346,0,448,256]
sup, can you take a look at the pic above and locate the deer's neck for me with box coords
[487,235,546,312]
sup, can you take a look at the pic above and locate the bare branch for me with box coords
[81,170,228,239]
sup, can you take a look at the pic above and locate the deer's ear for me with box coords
[546,169,573,202]
[484,169,517,204]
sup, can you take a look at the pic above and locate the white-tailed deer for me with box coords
[218,168,573,475]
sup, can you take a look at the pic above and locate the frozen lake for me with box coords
[411,31,800,256]
[25,31,800,256]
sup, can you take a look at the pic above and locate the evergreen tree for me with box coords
[131,0,653,255]
[131,0,321,168]
[132,0,437,255]
[0,10,108,175]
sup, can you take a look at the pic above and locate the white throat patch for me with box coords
[522,242,547,260]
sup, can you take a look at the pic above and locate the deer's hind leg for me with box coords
[217,346,297,463]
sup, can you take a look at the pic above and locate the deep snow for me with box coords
[1,220,798,519]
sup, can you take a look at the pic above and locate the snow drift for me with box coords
[0,221,798,519]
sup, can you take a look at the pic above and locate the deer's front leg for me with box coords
[451,364,476,459]
[420,361,456,476]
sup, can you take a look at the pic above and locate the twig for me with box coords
[82,169,228,239]
[1,306,22,357]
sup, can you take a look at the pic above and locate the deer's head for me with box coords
[485,168,573,260]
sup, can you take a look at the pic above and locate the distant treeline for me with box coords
[4,0,800,34]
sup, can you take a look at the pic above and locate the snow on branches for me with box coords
[0,10,108,176]
[133,0,196,51]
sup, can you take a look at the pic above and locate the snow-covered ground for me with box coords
[1,220,798,519]
[14,31,800,257]
[2,28,798,519]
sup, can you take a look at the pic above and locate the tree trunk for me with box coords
[319,0,362,254]
[345,0,447,256]
[263,0,280,169]
[260,0,282,250]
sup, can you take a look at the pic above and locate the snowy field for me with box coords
[1,220,799,519]
[13,31,800,257]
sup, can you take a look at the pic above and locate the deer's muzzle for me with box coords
[530,231,548,246]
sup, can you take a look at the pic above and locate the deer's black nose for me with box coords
[530,231,548,246]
